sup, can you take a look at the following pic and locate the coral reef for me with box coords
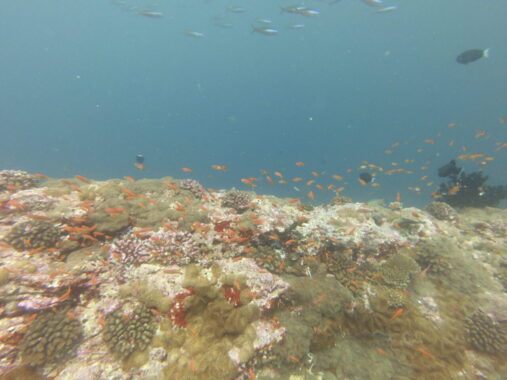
[465,310,507,355]
[19,308,83,366]
[380,253,420,288]
[180,179,205,198]
[0,172,506,379]
[425,201,457,222]
[103,303,155,359]
[221,190,251,213]
[3,221,60,251]
[0,170,39,192]
[110,229,205,266]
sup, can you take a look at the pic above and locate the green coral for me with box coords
[4,221,60,251]
[103,303,155,359]
[380,253,420,288]
[19,308,83,366]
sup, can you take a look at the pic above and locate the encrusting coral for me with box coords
[0,170,39,192]
[221,190,251,213]
[4,221,60,251]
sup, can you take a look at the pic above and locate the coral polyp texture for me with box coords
[19,308,83,366]
[4,221,60,251]
[1,173,507,379]
[103,303,155,359]
[0,170,39,192]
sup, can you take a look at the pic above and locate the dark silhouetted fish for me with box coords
[359,172,373,183]
[456,48,489,64]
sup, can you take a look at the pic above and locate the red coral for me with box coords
[223,285,242,307]
[214,220,231,233]
[169,288,194,328]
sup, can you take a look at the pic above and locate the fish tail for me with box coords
[483,48,490,58]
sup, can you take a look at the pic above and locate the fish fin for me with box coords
[483,48,490,58]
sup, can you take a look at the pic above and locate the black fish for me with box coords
[359,172,373,183]
[456,48,489,64]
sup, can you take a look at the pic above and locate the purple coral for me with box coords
[110,229,202,266]
[180,179,205,198]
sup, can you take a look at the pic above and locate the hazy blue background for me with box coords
[1,0,506,207]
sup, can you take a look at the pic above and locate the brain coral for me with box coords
[103,303,155,359]
[19,308,83,366]
[465,310,507,355]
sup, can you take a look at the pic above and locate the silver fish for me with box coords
[184,31,205,38]
[137,10,164,18]
[252,26,279,35]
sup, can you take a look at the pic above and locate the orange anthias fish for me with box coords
[181,167,193,173]
[390,308,404,320]
[447,185,460,195]
[295,162,305,166]
[134,162,145,171]
[307,191,315,200]
[211,164,228,172]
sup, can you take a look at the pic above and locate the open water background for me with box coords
[1,0,506,207]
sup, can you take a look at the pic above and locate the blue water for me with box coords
[1,0,506,207]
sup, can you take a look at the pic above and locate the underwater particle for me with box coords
[0,170,40,192]
[3,220,60,251]
[180,178,205,199]
[424,201,457,222]
[103,303,156,359]
[221,189,252,213]
[380,253,420,288]
[465,310,507,354]
[456,48,489,64]
[19,308,83,366]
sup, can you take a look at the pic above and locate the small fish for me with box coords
[252,26,279,35]
[295,161,305,166]
[456,48,489,64]
[211,164,228,172]
[134,162,145,171]
[447,185,460,195]
[300,8,320,17]
[137,10,164,18]
[184,31,205,38]
[281,4,308,14]
[256,18,272,24]
[390,308,404,320]
[182,167,193,173]
[75,175,91,183]
[361,0,384,6]
[227,6,247,13]
[287,23,305,30]
[307,191,315,200]
[375,6,397,13]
